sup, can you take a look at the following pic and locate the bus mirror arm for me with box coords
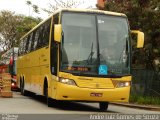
[131,30,144,48]
[54,24,62,43]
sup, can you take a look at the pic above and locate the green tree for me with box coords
[0,10,42,52]
[104,0,160,69]
[0,11,20,51]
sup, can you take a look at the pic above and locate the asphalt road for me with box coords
[0,92,159,120]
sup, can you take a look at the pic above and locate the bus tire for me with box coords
[47,97,53,107]
[99,102,109,111]
[20,80,24,95]
[20,79,22,93]
[44,80,53,107]
[21,80,27,96]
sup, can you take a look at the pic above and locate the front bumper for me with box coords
[54,82,130,102]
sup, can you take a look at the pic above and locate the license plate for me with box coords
[90,93,103,97]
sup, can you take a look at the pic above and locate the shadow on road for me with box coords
[27,93,118,113]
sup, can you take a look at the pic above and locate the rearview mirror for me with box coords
[54,24,62,43]
[131,30,144,48]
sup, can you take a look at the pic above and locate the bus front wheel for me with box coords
[44,82,53,107]
[99,102,109,111]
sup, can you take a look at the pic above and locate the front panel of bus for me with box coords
[52,11,132,102]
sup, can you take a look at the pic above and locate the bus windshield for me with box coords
[60,12,130,77]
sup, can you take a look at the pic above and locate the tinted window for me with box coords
[30,31,36,51]
[23,38,27,54]
[18,40,23,55]
[18,37,27,56]
[33,29,39,50]
[43,19,51,45]
[18,18,51,55]
[37,19,51,48]
[26,34,32,53]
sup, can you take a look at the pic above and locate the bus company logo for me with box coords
[96,83,99,88]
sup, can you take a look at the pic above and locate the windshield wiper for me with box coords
[126,37,129,67]
[119,37,129,67]
[87,42,94,64]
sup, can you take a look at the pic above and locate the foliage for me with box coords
[0,10,42,51]
[43,0,85,15]
[26,0,86,15]
[26,0,39,15]
[0,11,20,51]
[104,0,160,70]
[130,95,160,105]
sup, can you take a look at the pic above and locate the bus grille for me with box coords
[76,79,114,89]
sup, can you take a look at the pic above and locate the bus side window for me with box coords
[18,40,23,56]
[25,35,30,53]
[37,19,51,48]
[33,29,39,50]
[27,34,32,53]
[37,25,44,48]
[23,38,27,55]
[43,19,51,46]
[27,32,33,53]
[30,31,36,51]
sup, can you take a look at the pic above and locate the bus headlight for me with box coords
[116,81,131,88]
[59,77,77,86]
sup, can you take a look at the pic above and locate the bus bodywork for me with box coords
[17,9,144,110]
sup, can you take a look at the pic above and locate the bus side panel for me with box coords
[39,46,50,95]
[17,55,25,88]
[23,54,31,91]
[28,50,41,94]
[50,75,58,99]
[17,47,50,95]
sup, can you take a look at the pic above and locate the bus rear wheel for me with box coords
[99,102,109,111]
[20,80,25,95]
[20,80,28,96]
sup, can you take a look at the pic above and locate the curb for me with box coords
[110,102,160,111]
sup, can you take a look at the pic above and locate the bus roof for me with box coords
[20,8,127,40]
[58,8,126,17]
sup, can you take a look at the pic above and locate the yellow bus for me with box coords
[17,8,144,111]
